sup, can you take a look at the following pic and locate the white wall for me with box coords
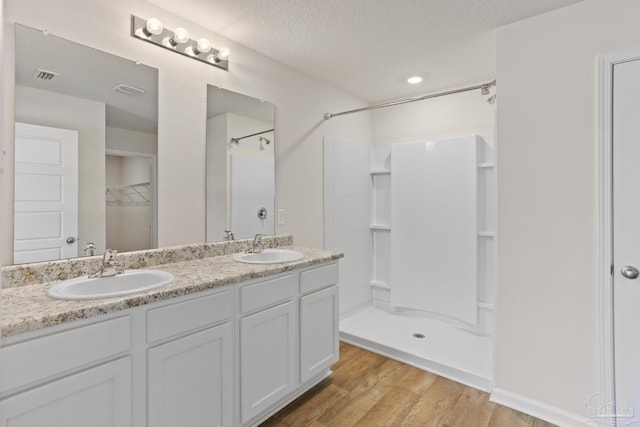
[372,89,495,146]
[206,114,228,242]
[323,137,371,316]
[106,126,157,155]
[3,0,372,255]
[10,84,106,261]
[495,0,640,423]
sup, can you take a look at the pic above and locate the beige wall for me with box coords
[3,0,372,256]
[495,0,640,422]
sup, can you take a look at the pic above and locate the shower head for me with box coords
[487,94,497,105]
[258,136,271,151]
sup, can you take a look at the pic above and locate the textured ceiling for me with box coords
[146,0,585,103]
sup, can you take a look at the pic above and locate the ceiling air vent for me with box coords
[33,69,59,81]
[112,84,145,96]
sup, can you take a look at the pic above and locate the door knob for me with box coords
[66,236,76,244]
[621,266,639,279]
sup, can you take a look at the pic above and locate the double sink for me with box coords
[47,248,304,301]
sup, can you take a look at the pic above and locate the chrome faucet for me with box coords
[83,242,97,256]
[90,249,124,278]
[224,229,235,241]
[246,234,266,254]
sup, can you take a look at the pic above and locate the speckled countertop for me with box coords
[1,237,343,338]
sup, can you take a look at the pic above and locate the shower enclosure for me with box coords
[324,134,495,390]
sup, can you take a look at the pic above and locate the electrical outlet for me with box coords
[277,209,286,225]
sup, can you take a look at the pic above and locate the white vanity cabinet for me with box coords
[238,274,298,423]
[299,263,340,382]
[1,259,340,427]
[146,290,234,427]
[237,262,340,426]
[0,316,133,427]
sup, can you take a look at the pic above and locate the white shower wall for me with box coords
[323,137,371,316]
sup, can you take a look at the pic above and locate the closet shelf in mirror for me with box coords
[106,182,151,207]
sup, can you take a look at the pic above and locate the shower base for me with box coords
[339,306,493,391]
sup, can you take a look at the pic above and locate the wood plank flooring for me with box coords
[260,342,557,427]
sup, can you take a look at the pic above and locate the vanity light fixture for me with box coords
[131,15,229,71]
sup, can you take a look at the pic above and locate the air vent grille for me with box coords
[33,69,59,80]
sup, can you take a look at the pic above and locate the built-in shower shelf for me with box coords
[370,224,391,231]
[370,169,391,175]
[478,231,495,237]
[369,280,390,289]
[478,162,494,168]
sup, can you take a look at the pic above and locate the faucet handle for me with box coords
[104,249,118,265]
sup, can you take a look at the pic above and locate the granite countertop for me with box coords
[1,245,342,339]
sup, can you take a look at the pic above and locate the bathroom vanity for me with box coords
[0,237,342,427]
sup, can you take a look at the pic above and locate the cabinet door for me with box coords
[148,323,233,427]
[240,300,297,423]
[0,357,131,427]
[300,285,339,383]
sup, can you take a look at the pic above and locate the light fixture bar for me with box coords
[130,15,229,71]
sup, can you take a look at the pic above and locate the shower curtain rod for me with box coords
[323,79,496,120]
[231,128,274,144]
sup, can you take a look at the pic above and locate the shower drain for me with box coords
[412,333,426,339]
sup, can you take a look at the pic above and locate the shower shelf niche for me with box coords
[369,169,390,175]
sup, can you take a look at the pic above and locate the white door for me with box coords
[613,58,640,421]
[14,122,78,264]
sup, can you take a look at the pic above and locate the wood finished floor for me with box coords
[260,342,557,427]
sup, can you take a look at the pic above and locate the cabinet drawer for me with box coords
[0,316,131,394]
[300,263,339,295]
[147,289,232,343]
[239,274,297,314]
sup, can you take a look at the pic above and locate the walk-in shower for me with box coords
[323,80,496,391]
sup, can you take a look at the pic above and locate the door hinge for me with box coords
[611,264,615,275]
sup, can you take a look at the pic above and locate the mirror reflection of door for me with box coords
[13,122,78,263]
[105,151,156,252]
[8,24,159,265]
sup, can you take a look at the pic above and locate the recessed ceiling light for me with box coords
[407,76,423,84]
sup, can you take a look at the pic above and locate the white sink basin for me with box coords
[233,249,304,264]
[47,269,174,300]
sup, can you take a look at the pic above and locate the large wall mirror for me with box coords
[206,86,275,242]
[9,24,159,265]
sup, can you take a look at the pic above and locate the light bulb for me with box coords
[196,38,211,54]
[217,46,230,60]
[172,27,190,44]
[407,75,423,84]
[145,18,163,36]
